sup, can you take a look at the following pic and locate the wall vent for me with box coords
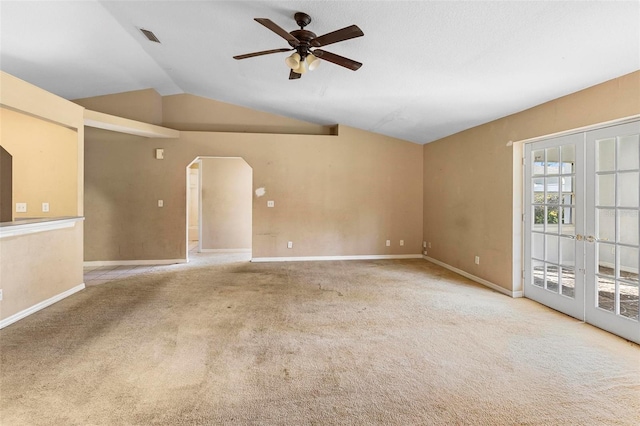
[140,28,161,43]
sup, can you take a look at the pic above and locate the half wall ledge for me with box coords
[0,216,84,238]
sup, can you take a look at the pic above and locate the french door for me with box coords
[525,121,640,344]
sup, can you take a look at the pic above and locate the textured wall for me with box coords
[74,89,163,125]
[0,108,78,219]
[423,71,640,291]
[161,93,333,135]
[200,158,252,250]
[0,71,85,322]
[83,92,423,261]
[1,223,84,320]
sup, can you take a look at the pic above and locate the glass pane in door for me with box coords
[618,134,639,171]
[597,208,615,243]
[532,260,544,287]
[619,246,638,284]
[561,144,576,173]
[561,268,575,297]
[597,276,616,313]
[597,174,615,206]
[597,243,616,276]
[618,172,639,207]
[532,150,545,175]
[619,281,639,321]
[597,138,616,171]
[546,147,560,174]
[546,265,559,292]
[619,210,639,245]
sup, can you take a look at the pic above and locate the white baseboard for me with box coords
[83,259,187,267]
[199,248,252,253]
[0,283,85,329]
[251,254,424,263]
[424,256,522,298]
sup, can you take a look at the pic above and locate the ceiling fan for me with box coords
[233,12,364,80]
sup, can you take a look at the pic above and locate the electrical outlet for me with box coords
[267,200,275,208]
[475,256,480,265]
[16,202,27,213]
[385,240,391,247]
[400,240,404,246]
[287,241,293,249]
[42,202,50,212]
[158,200,164,207]
[423,250,427,256]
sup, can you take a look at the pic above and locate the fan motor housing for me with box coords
[288,29,317,48]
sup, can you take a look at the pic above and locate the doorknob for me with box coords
[576,234,584,241]
[586,235,596,243]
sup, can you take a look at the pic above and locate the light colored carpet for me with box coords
[1,254,639,425]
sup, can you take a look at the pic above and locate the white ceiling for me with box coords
[1,1,638,144]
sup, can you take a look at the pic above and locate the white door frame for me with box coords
[512,114,640,342]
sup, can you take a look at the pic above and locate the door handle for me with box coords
[576,234,584,241]
[585,235,596,243]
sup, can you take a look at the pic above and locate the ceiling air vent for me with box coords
[140,28,161,43]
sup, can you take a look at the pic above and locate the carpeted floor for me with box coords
[1,254,639,425]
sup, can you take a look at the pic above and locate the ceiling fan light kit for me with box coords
[233,12,363,80]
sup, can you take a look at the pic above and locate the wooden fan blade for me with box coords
[313,49,362,71]
[255,18,300,46]
[311,25,363,47]
[289,70,302,80]
[233,48,292,60]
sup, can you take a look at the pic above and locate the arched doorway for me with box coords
[186,157,252,261]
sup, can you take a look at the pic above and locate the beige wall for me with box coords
[188,166,199,241]
[200,158,252,250]
[162,93,333,135]
[423,71,640,292]
[0,71,85,323]
[1,223,84,320]
[75,90,332,135]
[0,146,12,222]
[74,89,163,125]
[83,91,424,261]
[0,107,78,219]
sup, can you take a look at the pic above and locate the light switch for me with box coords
[16,203,27,213]
[400,240,404,246]
[267,200,275,208]
[158,200,164,207]
[42,202,50,212]
[287,241,293,249]
[385,240,391,247]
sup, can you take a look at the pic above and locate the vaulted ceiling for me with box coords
[1,1,638,144]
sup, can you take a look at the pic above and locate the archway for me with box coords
[186,157,253,262]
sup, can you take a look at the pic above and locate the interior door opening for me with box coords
[187,162,200,253]
[186,157,253,262]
